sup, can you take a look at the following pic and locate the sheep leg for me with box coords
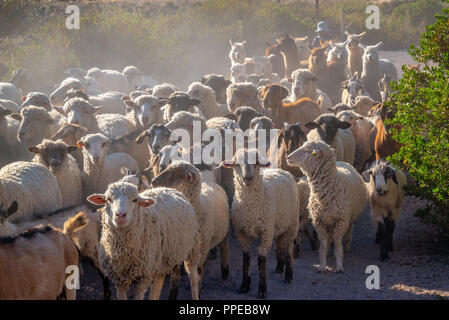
[284,236,294,284]
[239,251,251,294]
[386,218,395,251]
[148,276,165,300]
[375,228,380,244]
[208,247,218,260]
[257,255,267,299]
[116,286,129,300]
[314,222,329,273]
[218,235,229,280]
[95,267,111,300]
[305,224,319,251]
[377,221,389,261]
[293,229,303,259]
[333,233,345,274]
[344,223,353,253]
[64,287,76,301]
[275,236,285,273]
[168,264,183,300]
[184,261,201,300]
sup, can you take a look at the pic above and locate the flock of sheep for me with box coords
[0,30,409,300]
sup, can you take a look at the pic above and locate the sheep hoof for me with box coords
[258,285,266,299]
[239,277,251,294]
[336,269,344,274]
[293,245,301,259]
[221,266,229,280]
[285,271,293,283]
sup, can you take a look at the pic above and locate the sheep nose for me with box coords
[116,212,127,218]
[243,175,253,182]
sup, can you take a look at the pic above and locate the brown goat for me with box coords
[258,84,322,129]
[267,122,307,178]
[370,104,401,160]
[275,34,301,78]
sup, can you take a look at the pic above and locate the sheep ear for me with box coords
[124,100,138,109]
[67,145,78,153]
[138,197,156,208]
[362,170,372,183]
[87,194,106,205]
[28,146,40,154]
[391,171,398,185]
[53,106,65,114]
[374,42,383,50]
[158,99,168,107]
[304,122,318,130]
[135,130,149,144]
[338,120,351,129]
[221,160,234,168]
[358,31,366,38]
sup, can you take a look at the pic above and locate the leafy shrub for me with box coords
[388,1,449,235]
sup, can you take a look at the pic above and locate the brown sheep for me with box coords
[258,84,322,129]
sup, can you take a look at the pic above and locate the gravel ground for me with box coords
[77,195,449,300]
[77,51,448,300]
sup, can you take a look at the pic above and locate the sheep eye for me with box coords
[132,198,138,203]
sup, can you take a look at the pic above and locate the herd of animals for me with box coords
[0,30,413,300]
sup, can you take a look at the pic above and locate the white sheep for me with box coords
[226,148,299,298]
[289,68,332,109]
[50,77,87,106]
[305,113,356,165]
[226,82,264,114]
[162,92,205,122]
[123,94,167,129]
[287,140,368,273]
[0,99,19,112]
[341,72,371,106]
[151,160,230,295]
[187,82,229,119]
[352,95,378,117]
[122,66,143,90]
[77,133,138,200]
[0,82,22,105]
[86,67,130,94]
[151,83,178,99]
[29,139,82,207]
[87,182,202,300]
[19,92,52,112]
[336,110,374,172]
[0,161,62,223]
[362,161,407,260]
[10,105,65,147]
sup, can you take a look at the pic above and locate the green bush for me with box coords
[387,1,449,235]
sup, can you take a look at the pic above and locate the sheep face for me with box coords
[50,78,84,106]
[158,145,182,173]
[78,133,109,165]
[286,140,334,172]
[328,103,353,115]
[362,161,398,196]
[19,92,51,112]
[0,201,18,225]
[13,106,55,147]
[336,111,363,130]
[229,40,247,64]
[291,69,319,99]
[28,139,77,173]
[225,149,269,187]
[50,123,88,146]
[87,182,154,229]
[10,69,29,89]
[234,107,260,131]
[187,83,213,107]
[151,160,200,191]
[230,63,247,83]
[168,93,200,115]
[125,95,165,129]
[63,98,101,126]
[80,76,98,93]
[136,124,172,155]
[305,114,351,145]
[250,116,272,131]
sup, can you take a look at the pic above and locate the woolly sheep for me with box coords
[287,140,368,273]
[0,99,19,112]
[352,95,378,117]
[64,67,87,79]
[226,148,299,298]
[162,92,204,122]
[0,82,22,105]
[187,82,229,119]
[362,160,407,260]
[122,66,143,91]
[337,110,373,172]
[9,69,38,95]
[165,111,207,143]
[29,139,82,207]
[151,161,230,295]
[341,72,371,106]
[361,42,384,102]
[200,74,232,104]
[10,106,65,148]
[123,94,168,130]
[77,133,139,200]
[50,77,87,106]
[0,161,62,223]
[19,92,52,112]
[86,67,130,94]
[226,82,263,114]
[152,83,178,99]
[120,169,150,193]
[87,182,202,300]
[305,113,356,164]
